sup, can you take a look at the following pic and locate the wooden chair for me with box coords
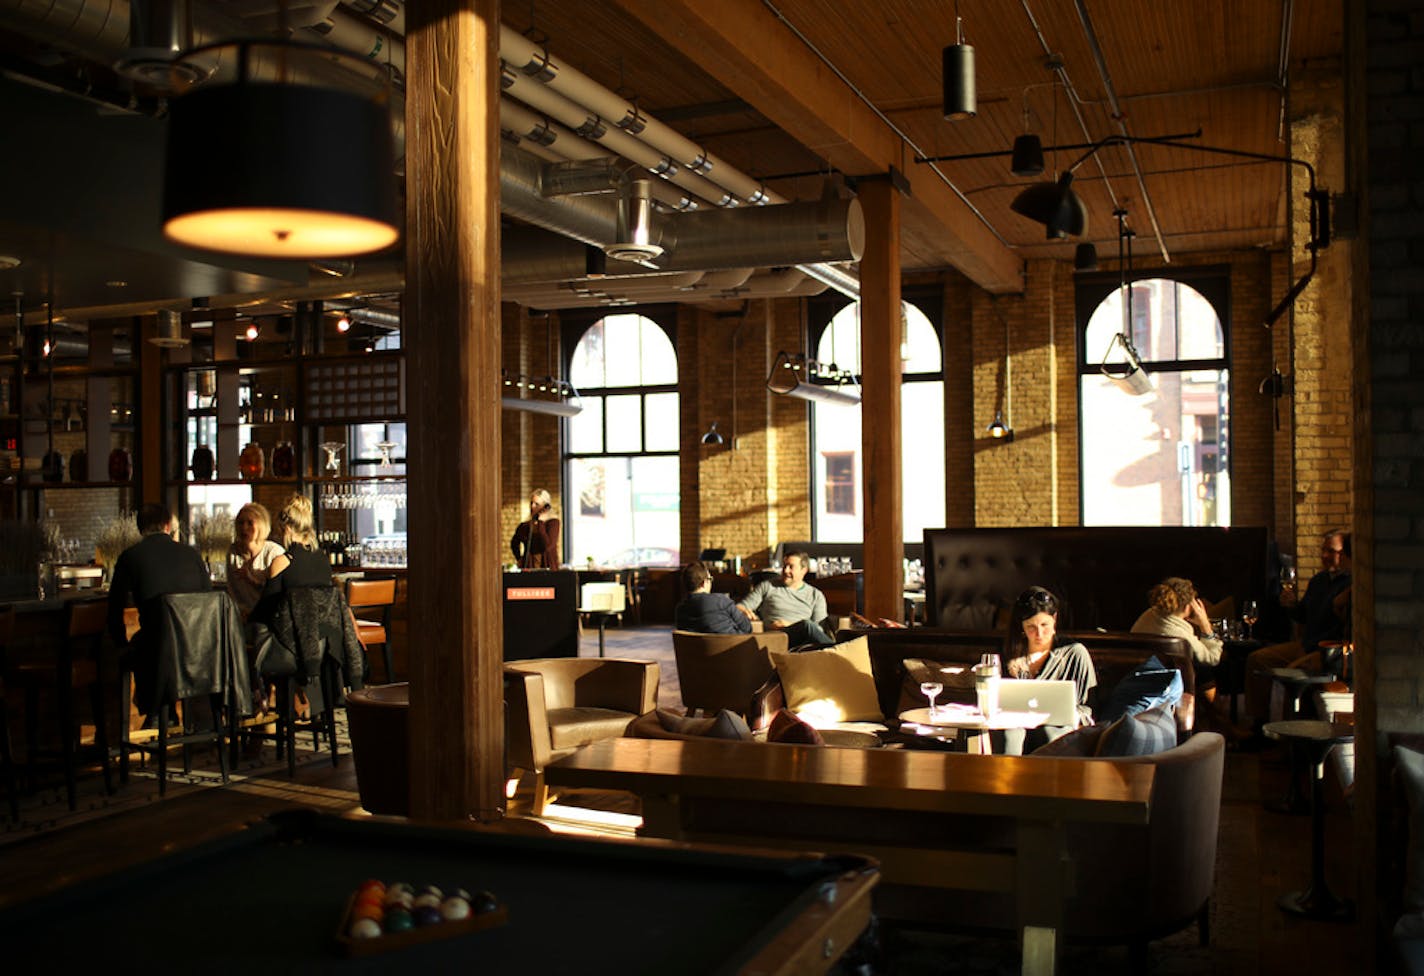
[346,578,396,684]
[119,591,249,795]
[15,598,111,810]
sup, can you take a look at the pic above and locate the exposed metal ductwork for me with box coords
[0,1,862,310]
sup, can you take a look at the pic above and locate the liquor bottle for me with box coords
[108,447,132,482]
[191,443,215,480]
[271,441,296,478]
[239,442,265,480]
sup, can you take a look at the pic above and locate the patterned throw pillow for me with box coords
[766,708,824,746]
[1094,704,1178,757]
[654,708,752,741]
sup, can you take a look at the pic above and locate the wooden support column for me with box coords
[138,315,162,503]
[405,0,504,821]
[858,179,903,620]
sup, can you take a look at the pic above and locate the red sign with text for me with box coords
[506,587,556,601]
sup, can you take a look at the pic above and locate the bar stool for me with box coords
[15,598,112,810]
[347,578,396,684]
[0,607,17,821]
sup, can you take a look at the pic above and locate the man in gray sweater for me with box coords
[737,552,834,647]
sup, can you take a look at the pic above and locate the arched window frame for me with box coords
[1074,265,1233,526]
[805,287,945,542]
[557,306,681,567]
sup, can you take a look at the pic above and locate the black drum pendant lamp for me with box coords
[942,3,976,121]
[162,41,399,259]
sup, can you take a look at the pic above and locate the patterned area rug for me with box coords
[1,712,354,844]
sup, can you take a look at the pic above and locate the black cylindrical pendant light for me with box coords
[1011,134,1045,177]
[942,12,976,121]
[1074,242,1099,272]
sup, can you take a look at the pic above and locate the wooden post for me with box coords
[858,179,903,621]
[405,0,504,820]
[138,315,163,503]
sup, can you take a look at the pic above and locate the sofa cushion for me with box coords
[1095,704,1178,757]
[767,708,824,745]
[547,707,640,751]
[1395,746,1424,939]
[1099,655,1184,724]
[1031,722,1110,757]
[655,707,753,741]
[769,635,882,722]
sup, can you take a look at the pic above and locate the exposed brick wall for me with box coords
[1289,75,1356,580]
[499,303,562,561]
[940,275,976,527]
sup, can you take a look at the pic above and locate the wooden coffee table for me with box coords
[549,736,1153,976]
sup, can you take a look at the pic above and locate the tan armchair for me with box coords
[505,657,659,815]
[671,630,789,718]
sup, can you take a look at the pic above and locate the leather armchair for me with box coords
[672,630,788,717]
[505,657,659,815]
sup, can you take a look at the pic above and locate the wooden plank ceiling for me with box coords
[505,0,1343,279]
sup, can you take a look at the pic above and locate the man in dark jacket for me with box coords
[674,562,752,634]
[107,503,211,716]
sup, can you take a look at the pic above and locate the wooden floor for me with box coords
[0,624,1369,973]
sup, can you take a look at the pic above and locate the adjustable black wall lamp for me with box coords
[918,129,1332,328]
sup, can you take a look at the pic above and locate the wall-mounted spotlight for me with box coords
[245,322,260,341]
[336,313,352,333]
[700,421,726,446]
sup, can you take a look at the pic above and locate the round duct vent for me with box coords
[149,309,190,348]
[603,242,665,263]
[115,53,212,92]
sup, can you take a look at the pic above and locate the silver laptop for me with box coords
[996,679,1079,727]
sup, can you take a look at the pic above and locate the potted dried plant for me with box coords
[190,509,234,581]
[95,511,141,586]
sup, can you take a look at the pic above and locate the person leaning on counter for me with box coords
[510,488,560,570]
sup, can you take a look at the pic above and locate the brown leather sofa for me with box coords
[847,627,1198,733]
[672,630,788,716]
[922,526,1268,632]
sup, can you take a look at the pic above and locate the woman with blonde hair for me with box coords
[510,488,560,569]
[258,493,333,600]
[226,502,285,617]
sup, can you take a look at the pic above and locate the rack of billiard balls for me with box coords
[337,880,507,955]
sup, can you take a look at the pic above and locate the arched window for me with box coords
[810,298,945,543]
[564,313,680,566]
[1077,271,1230,526]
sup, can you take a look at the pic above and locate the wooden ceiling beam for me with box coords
[607,0,1024,294]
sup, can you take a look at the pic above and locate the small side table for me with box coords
[1267,667,1336,720]
[1263,719,1355,921]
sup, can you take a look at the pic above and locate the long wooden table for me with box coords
[548,737,1155,976]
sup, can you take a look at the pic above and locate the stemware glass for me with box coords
[920,681,944,717]
[1242,599,1259,640]
[321,441,344,475]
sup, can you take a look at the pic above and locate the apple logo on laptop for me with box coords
[1027,697,1039,709]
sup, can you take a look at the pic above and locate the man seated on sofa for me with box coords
[737,552,834,647]
[675,561,752,634]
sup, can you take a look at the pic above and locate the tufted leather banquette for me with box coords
[922,526,1268,632]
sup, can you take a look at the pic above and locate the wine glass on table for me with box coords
[920,681,944,718]
[1242,599,1259,640]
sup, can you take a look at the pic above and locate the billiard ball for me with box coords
[349,917,382,939]
[440,896,470,921]
[383,889,414,909]
[352,901,384,922]
[413,905,443,927]
[384,908,414,933]
[470,891,499,915]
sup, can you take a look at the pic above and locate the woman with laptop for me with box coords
[1003,587,1099,751]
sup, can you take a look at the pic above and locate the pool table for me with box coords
[1,809,877,974]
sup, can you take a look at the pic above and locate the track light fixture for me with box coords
[767,351,861,406]
[336,314,352,333]
[244,321,260,341]
[500,369,583,417]
[700,421,725,446]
